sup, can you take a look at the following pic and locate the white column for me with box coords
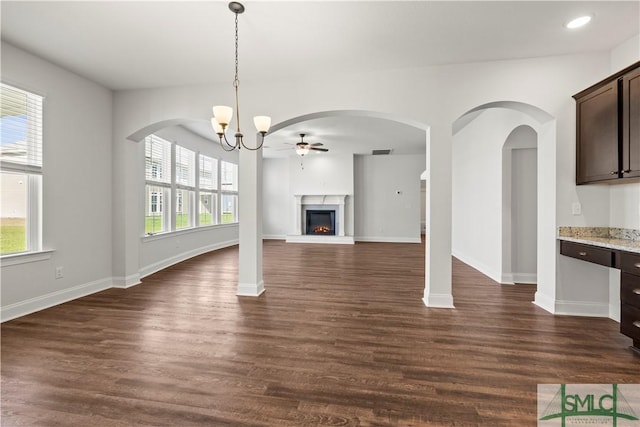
[237,146,264,296]
[423,126,454,308]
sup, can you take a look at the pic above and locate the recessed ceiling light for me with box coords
[566,15,592,29]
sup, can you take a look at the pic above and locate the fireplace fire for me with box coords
[306,210,336,236]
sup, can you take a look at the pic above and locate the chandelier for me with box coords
[211,2,270,151]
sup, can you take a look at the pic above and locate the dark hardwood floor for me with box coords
[2,240,638,426]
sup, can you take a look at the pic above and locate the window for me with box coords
[220,161,238,223]
[1,83,43,255]
[145,135,171,234]
[143,135,236,235]
[175,146,195,230]
[199,154,217,226]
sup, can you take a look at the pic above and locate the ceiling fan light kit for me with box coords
[295,133,328,157]
[211,2,270,151]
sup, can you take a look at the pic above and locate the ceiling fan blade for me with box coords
[310,147,328,152]
[309,142,323,147]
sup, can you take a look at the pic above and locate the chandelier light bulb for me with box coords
[211,118,224,135]
[253,116,271,133]
[213,106,233,127]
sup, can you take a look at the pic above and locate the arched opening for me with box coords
[452,101,556,311]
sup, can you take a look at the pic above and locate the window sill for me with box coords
[1,249,54,267]
[142,222,238,242]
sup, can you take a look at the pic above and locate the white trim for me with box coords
[262,235,286,240]
[422,293,455,308]
[286,235,355,244]
[553,300,610,318]
[533,291,555,314]
[355,236,422,243]
[609,303,621,322]
[139,238,239,279]
[512,273,537,284]
[237,280,265,297]
[1,277,112,322]
[112,274,142,289]
[1,249,54,267]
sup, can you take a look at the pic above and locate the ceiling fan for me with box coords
[294,133,328,156]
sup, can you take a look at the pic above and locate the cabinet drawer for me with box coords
[621,273,640,308]
[560,241,614,267]
[621,252,640,276]
[621,303,640,341]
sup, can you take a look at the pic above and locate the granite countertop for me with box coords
[557,227,640,254]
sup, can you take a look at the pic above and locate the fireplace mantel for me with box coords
[286,194,354,244]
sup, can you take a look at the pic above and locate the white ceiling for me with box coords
[2,1,638,158]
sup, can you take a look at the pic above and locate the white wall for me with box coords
[354,154,424,243]
[262,158,289,239]
[1,42,113,320]
[452,109,540,283]
[510,147,537,282]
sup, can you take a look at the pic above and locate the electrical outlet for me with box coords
[572,202,582,215]
[55,266,63,279]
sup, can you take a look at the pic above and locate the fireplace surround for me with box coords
[286,194,354,244]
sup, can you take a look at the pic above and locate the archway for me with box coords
[452,101,556,311]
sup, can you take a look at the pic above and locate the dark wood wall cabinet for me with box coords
[573,61,640,184]
[560,240,640,353]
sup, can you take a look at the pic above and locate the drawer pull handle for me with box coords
[634,321,640,329]
[634,263,640,269]
[634,289,640,295]
[578,251,587,256]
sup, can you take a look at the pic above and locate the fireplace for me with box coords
[306,210,336,235]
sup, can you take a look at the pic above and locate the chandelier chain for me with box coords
[233,11,241,134]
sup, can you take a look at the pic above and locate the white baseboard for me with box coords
[112,273,141,289]
[553,300,610,318]
[236,280,265,297]
[423,293,455,308]
[138,239,239,279]
[1,277,113,322]
[262,235,286,240]
[533,291,555,314]
[355,236,422,243]
[609,304,621,322]
[512,272,537,284]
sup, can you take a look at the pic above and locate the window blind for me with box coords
[199,154,217,190]
[145,135,171,183]
[175,145,195,187]
[0,83,43,173]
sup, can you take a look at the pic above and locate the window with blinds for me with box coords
[143,134,237,235]
[220,161,238,223]
[199,154,218,226]
[145,135,171,184]
[1,83,43,255]
[144,135,171,235]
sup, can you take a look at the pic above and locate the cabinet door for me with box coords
[622,66,640,179]
[575,80,619,184]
